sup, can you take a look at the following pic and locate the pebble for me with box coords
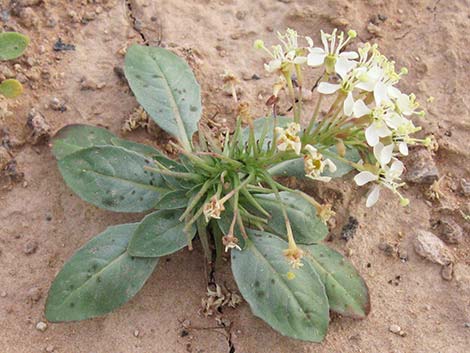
[464,323,470,328]
[441,263,453,281]
[0,65,16,78]
[460,178,470,196]
[235,10,247,20]
[367,23,383,37]
[80,77,105,90]
[27,287,42,303]
[433,217,463,244]
[26,109,51,145]
[413,229,454,266]
[36,321,48,332]
[19,7,39,28]
[389,324,401,334]
[0,146,11,170]
[45,345,55,352]
[24,240,38,255]
[0,291,7,297]
[404,149,439,184]
[50,97,61,110]
[133,329,140,337]
[378,242,394,256]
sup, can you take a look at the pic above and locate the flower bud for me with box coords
[253,39,264,49]
[347,29,357,38]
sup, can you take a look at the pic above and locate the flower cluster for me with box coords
[256,28,434,208]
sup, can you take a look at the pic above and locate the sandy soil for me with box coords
[0,0,469,352]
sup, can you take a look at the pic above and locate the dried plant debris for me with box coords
[201,283,242,317]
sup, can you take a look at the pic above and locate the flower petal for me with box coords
[366,185,381,207]
[307,49,326,66]
[353,99,371,118]
[340,51,359,59]
[354,171,378,186]
[343,92,354,116]
[317,82,341,94]
[374,81,389,106]
[390,160,404,175]
[365,125,380,146]
[399,142,409,156]
[335,57,356,78]
[380,144,394,165]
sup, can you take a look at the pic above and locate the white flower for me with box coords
[395,93,419,116]
[317,82,341,95]
[373,142,394,166]
[257,29,308,74]
[354,159,406,207]
[365,120,391,146]
[307,29,358,77]
[303,144,337,182]
[343,92,372,117]
[275,122,302,155]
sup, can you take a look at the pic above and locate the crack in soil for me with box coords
[125,0,147,44]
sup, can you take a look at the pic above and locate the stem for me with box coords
[305,94,323,136]
[285,73,299,123]
[197,217,211,263]
[179,179,213,221]
[144,165,202,182]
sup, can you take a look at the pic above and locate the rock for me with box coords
[26,109,51,145]
[235,10,247,20]
[0,291,7,297]
[367,22,383,37]
[441,263,453,281]
[19,7,39,28]
[404,149,439,184]
[16,0,42,6]
[80,76,105,90]
[0,146,11,170]
[389,324,403,335]
[461,178,470,196]
[341,216,359,241]
[133,329,140,337]
[50,97,61,110]
[26,287,42,303]
[24,240,38,255]
[413,229,453,266]
[433,217,463,244]
[0,65,16,79]
[36,321,47,332]
[45,345,55,352]
[378,241,394,256]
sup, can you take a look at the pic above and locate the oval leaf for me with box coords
[58,146,167,212]
[302,244,370,318]
[0,79,23,98]
[231,230,329,342]
[124,45,201,150]
[128,209,196,257]
[252,191,328,243]
[157,190,189,210]
[0,32,29,60]
[45,223,158,322]
[52,124,160,160]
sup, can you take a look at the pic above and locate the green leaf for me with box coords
[128,209,196,257]
[52,124,160,160]
[45,223,158,322]
[302,244,370,318]
[124,45,201,150]
[154,155,193,189]
[58,146,167,212]
[0,79,23,98]
[156,189,188,209]
[231,230,329,342]
[268,146,360,179]
[251,191,328,243]
[0,32,29,60]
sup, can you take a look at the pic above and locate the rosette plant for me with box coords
[45,28,430,342]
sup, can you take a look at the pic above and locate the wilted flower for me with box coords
[203,195,225,222]
[303,144,337,182]
[222,234,241,252]
[283,246,304,269]
[275,122,302,155]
